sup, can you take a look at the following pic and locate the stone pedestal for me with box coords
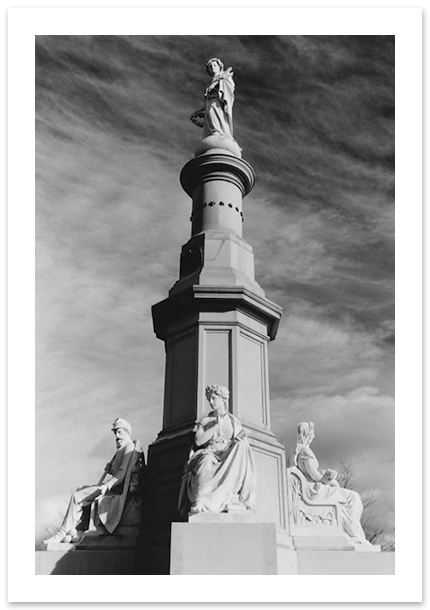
[170,522,279,575]
[141,150,289,573]
[36,529,394,575]
[294,551,395,575]
[35,548,137,575]
[169,515,394,575]
[136,148,396,576]
[36,533,140,574]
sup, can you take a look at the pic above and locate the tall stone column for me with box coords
[141,147,289,573]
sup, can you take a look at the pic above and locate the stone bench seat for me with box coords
[287,466,342,530]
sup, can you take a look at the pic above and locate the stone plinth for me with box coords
[170,522,278,575]
[35,544,395,575]
[295,551,395,575]
[188,510,257,523]
[42,531,139,551]
[35,548,137,575]
[169,518,395,575]
[170,519,394,575]
[194,137,242,158]
[292,534,356,551]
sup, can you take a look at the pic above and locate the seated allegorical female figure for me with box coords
[293,421,372,546]
[178,384,256,515]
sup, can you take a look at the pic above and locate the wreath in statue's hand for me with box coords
[323,468,338,481]
[190,110,205,128]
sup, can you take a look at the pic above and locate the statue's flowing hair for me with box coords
[293,421,315,466]
[205,384,229,402]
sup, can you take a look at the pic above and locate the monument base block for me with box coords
[295,550,395,575]
[42,533,139,552]
[35,548,137,575]
[35,532,394,574]
[188,510,258,524]
[170,522,394,575]
[36,533,140,574]
[171,522,278,575]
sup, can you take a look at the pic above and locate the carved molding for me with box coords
[190,201,244,222]
[180,154,256,198]
[288,467,340,529]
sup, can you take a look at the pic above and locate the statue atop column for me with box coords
[178,385,256,515]
[190,58,242,157]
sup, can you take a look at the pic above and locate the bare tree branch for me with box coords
[337,460,394,551]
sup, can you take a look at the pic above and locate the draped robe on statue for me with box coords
[60,439,144,536]
[179,412,256,514]
[295,444,370,544]
[203,69,235,140]
[97,439,144,533]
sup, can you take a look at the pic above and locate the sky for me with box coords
[35,34,395,543]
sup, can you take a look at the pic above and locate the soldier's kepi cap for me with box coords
[112,417,132,435]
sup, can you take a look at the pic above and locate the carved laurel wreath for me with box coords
[190,110,205,128]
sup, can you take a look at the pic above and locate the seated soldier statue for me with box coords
[43,417,144,545]
[178,384,256,515]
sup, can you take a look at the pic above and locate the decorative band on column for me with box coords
[190,201,244,223]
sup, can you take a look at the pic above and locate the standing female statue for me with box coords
[179,384,256,514]
[293,422,372,546]
[190,58,238,149]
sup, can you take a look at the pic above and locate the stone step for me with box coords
[295,550,395,575]
[35,549,137,575]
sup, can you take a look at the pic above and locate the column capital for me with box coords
[180,153,256,199]
[152,285,283,342]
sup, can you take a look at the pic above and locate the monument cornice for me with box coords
[152,285,282,341]
[180,154,256,198]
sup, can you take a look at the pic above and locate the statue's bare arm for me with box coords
[303,458,340,486]
[194,416,218,446]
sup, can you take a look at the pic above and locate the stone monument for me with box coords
[36,58,394,576]
[140,58,394,575]
[141,58,290,574]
